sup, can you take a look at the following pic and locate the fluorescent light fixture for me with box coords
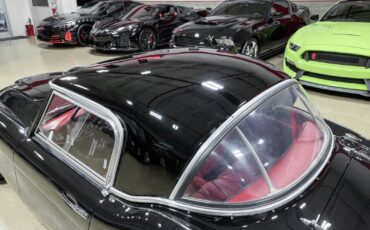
[141,70,151,75]
[149,111,162,120]
[201,81,224,91]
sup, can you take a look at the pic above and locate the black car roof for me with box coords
[53,48,287,168]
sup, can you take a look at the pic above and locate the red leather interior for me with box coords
[43,108,86,131]
[229,121,323,202]
[186,113,323,203]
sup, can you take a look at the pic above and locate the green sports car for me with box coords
[284,0,370,97]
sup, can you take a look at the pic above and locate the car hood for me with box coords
[174,15,258,37]
[39,13,94,25]
[291,22,370,50]
[94,18,140,32]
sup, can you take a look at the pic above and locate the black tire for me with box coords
[241,38,259,58]
[138,28,157,52]
[77,24,92,46]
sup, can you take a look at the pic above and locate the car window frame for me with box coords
[33,82,124,190]
[108,79,334,216]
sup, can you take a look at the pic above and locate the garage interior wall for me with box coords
[3,0,336,38]
[4,0,32,37]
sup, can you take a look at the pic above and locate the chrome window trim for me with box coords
[108,79,334,216]
[33,82,124,190]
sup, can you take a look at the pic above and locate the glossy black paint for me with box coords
[170,0,310,59]
[0,49,369,230]
[37,0,142,45]
[89,4,207,51]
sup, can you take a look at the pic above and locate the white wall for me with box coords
[59,0,77,13]
[4,0,32,36]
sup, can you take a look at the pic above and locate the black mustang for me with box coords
[89,4,208,51]
[0,48,369,230]
[170,0,310,58]
[37,0,142,46]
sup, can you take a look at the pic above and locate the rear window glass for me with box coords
[182,85,325,203]
[38,94,115,179]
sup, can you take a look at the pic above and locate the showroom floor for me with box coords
[0,37,369,230]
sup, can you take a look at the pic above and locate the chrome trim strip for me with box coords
[35,82,125,190]
[169,79,297,199]
[235,127,274,192]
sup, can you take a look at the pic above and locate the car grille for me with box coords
[302,51,370,68]
[285,59,366,85]
[175,35,211,47]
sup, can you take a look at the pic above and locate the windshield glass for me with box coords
[183,84,328,204]
[321,1,370,22]
[210,1,268,18]
[77,1,110,15]
[122,5,159,20]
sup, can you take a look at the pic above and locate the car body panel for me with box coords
[283,1,370,96]
[170,0,309,58]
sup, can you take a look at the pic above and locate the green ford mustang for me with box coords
[284,0,370,97]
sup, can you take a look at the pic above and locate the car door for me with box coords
[13,90,122,230]
[261,0,292,52]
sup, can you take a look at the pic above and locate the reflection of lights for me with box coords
[0,121,6,128]
[158,223,162,228]
[227,165,233,170]
[60,76,77,81]
[126,100,133,106]
[299,203,306,209]
[96,69,109,73]
[201,81,224,91]
[149,111,162,120]
[194,33,200,38]
[34,151,44,161]
[172,124,179,130]
[141,70,151,75]
[264,162,269,167]
[19,129,25,134]
[271,215,278,220]
[74,84,89,91]
[258,139,264,145]
[233,149,243,158]
[321,220,332,230]
[125,207,131,213]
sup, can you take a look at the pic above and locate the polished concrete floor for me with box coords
[0,38,369,229]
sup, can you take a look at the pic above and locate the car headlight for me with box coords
[63,21,76,29]
[214,37,235,47]
[289,42,301,52]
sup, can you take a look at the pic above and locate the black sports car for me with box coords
[0,48,369,230]
[37,0,142,46]
[170,0,310,58]
[89,4,208,51]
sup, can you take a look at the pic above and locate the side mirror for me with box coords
[310,14,319,21]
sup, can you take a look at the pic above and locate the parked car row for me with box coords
[35,0,370,97]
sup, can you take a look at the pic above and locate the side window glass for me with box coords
[182,85,325,204]
[272,1,290,17]
[38,94,115,179]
